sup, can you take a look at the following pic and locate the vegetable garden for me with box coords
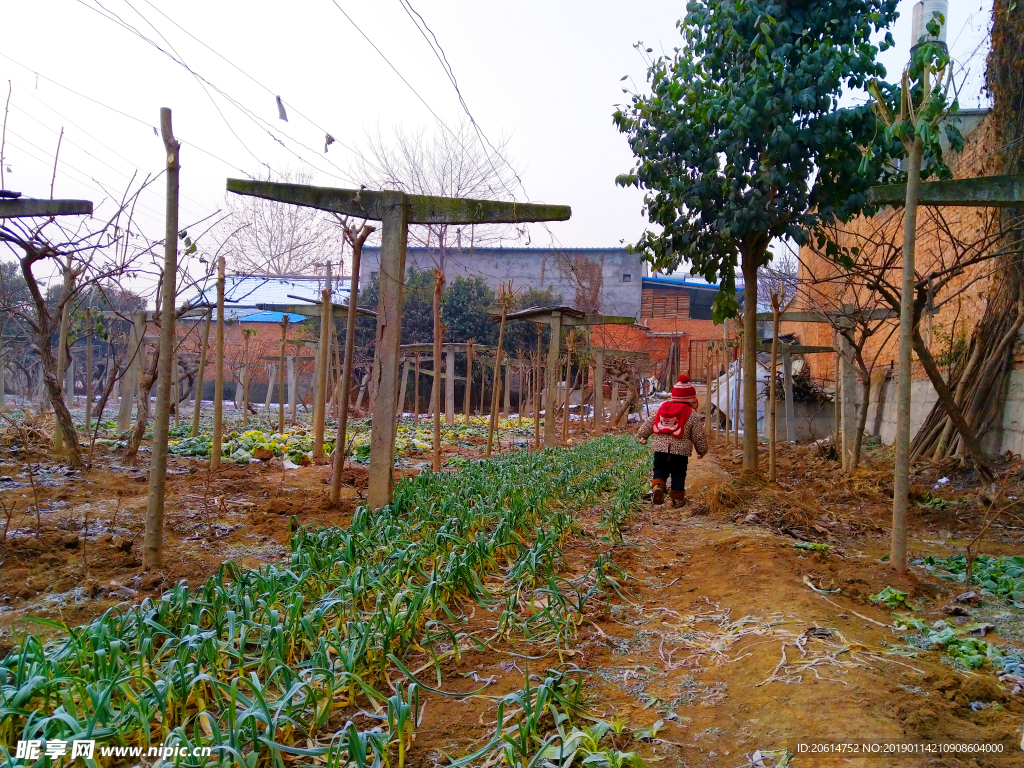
[2,436,649,766]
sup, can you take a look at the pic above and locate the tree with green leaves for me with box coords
[614,0,901,471]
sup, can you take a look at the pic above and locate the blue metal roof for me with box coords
[642,276,734,291]
[236,311,308,324]
[179,275,351,321]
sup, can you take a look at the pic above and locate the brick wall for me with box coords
[790,112,1001,384]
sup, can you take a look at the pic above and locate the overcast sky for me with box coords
[0,0,994,289]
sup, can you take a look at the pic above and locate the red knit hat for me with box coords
[672,375,697,403]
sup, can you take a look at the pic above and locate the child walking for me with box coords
[637,375,707,507]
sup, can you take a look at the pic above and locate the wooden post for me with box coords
[211,255,225,471]
[313,265,332,458]
[191,307,211,437]
[143,106,179,570]
[544,311,562,448]
[611,378,620,430]
[368,194,409,509]
[445,347,455,427]
[431,268,445,472]
[594,348,604,436]
[487,284,510,457]
[278,316,288,434]
[783,346,795,443]
[84,306,93,434]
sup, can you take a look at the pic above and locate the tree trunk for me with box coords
[741,253,759,472]
[143,107,180,571]
[40,342,82,467]
[123,358,156,465]
[912,330,993,481]
[892,135,924,575]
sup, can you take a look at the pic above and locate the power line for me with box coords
[9,102,212,222]
[0,50,254,178]
[138,0,374,171]
[79,0,365,186]
[397,0,524,202]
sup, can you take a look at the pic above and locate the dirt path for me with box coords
[553,458,1021,767]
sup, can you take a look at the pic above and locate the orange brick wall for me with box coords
[153,319,319,394]
[791,114,1002,384]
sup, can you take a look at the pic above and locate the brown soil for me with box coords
[1,432,1022,767]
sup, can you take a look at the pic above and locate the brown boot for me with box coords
[670,489,687,508]
[652,479,666,505]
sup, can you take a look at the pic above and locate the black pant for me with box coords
[653,452,688,491]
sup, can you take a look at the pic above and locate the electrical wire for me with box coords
[0,50,254,178]
[80,0,365,186]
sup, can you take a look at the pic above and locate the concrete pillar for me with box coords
[544,311,562,448]
[445,348,455,426]
[287,356,296,421]
[502,360,511,418]
[399,359,410,416]
[782,347,795,443]
[839,325,857,469]
[265,364,277,411]
[118,312,145,432]
[368,193,409,510]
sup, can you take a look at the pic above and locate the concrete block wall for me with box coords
[359,247,644,318]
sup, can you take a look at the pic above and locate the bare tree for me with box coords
[351,120,524,273]
[0,179,160,466]
[806,205,1013,479]
[216,167,344,276]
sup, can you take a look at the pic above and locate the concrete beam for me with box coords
[755,309,894,323]
[227,179,571,224]
[756,342,835,354]
[867,173,1024,208]
[0,199,93,218]
[257,302,376,319]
